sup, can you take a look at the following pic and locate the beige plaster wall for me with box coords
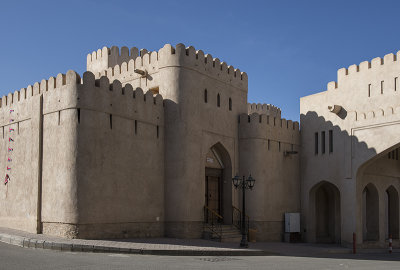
[71,73,164,239]
[239,113,300,241]
[86,44,248,238]
[300,50,400,246]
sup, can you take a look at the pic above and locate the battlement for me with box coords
[77,72,164,120]
[0,69,164,128]
[0,70,81,109]
[87,44,248,89]
[238,112,300,146]
[327,50,400,91]
[247,103,281,118]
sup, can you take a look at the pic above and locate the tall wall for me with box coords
[0,70,81,235]
[73,72,165,239]
[300,50,400,246]
[0,68,165,239]
[248,103,281,118]
[239,111,300,241]
[86,43,248,238]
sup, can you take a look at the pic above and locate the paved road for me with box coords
[1,242,399,270]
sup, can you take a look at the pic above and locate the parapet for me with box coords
[327,50,400,91]
[0,70,164,127]
[238,112,300,146]
[77,72,164,124]
[87,44,248,89]
[247,103,281,118]
[0,70,81,109]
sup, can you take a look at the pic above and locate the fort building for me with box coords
[0,44,398,248]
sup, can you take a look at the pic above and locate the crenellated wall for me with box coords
[0,68,166,239]
[87,44,248,92]
[73,72,165,239]
[0,70,81,235]
[247,103,281,118]
[87,44,249,238]
[300,49,400,246]
[238,112,300,241]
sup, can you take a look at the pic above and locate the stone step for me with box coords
[203,224,242,243]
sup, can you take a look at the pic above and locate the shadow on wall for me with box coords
[302,110,400,247]
[301,111,376,246]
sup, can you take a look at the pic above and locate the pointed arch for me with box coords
[386,185,399,239]
[309,181,341,243]
[205,142,233,224]
[363,183,379,241]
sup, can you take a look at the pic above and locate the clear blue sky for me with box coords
[1,0,399,121]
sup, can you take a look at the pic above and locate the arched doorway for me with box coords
[386,186,399,239]
[362,183,379,241]
[204,143,232,224]
[310,181,341,243]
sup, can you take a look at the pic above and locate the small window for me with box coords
[278,141,281,152]
[381,81,384,94]
[268,139,270,150]
[395,77,398,91]
[77,109,80,124]
[368,84,371,97]
[321,131,326,154]
[204,89,208,103]
[157,125,159,138]
[329,130,333,153]
[135,120,137,135]
[217,93,220,107]
[229,98,232,111]
[315,132,319,155]
[109,114,113,129]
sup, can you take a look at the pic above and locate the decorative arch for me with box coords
[204,142,233,224]
[386,185,399,239]
[309,181,341,243]
[362,183,379,241]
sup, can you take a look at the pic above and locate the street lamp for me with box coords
[232,174,255,248]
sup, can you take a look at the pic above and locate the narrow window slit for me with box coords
[368,84,371,97]
[135,120,138,134]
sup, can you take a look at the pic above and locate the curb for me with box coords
[0,233,275,256]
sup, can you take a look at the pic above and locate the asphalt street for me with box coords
[1,242,399,270]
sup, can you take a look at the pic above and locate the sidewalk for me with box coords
[0,227,397,256]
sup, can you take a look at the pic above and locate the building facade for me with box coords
[0,44,398,248]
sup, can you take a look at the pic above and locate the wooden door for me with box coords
[206,176,220,214]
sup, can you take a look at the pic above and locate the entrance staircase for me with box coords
[203,205,247,243]
[203,224,242,242]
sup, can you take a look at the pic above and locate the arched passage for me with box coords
[386,186,399,239]
[309,181,341,243]
[362,183,379,241]
[204,142,232,224]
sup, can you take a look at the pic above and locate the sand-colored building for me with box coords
[0,44,398,248]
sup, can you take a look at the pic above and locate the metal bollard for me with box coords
[389,234,392,254]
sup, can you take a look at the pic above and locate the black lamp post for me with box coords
[232,174,255,248]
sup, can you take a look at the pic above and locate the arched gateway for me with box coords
[309,181,341,243]
[204,143,233,224]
